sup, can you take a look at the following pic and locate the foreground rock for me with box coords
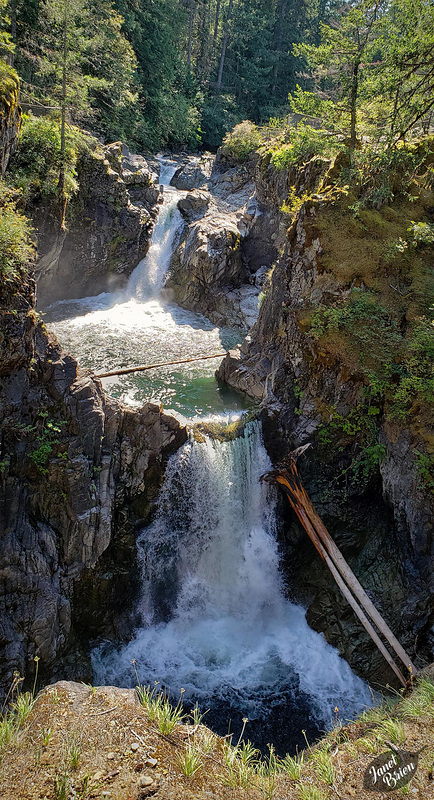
[35,142,161,307]
[0,267,187,693]
[1,675,434,800]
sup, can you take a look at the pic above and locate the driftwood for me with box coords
[261,450,416,688]
[95,352,228,379]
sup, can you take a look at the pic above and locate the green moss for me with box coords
[194,411,256,442]
[0,61,19,118]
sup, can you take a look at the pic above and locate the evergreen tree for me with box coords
[380,0,434,140]
[294,0,387,150]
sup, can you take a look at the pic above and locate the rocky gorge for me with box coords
[167,144,434,685]
[0,88,433,725]
[0,244,186,693]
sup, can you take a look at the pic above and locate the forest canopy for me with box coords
[0,0,433,151]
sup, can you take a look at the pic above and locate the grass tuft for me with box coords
[177,741,203,777]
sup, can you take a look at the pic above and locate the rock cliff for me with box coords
[0,264,187,695]
[165,154,281,329]
[35,143,161,307]
[0,64,21,176]
[217,150,434,681]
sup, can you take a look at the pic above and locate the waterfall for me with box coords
[126,160,184,300]
[45,157,243,416]
[92,421,372,754]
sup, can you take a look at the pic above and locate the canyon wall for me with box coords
[0,265,187,693]
[35,143,161,307]
[217,152,434,681]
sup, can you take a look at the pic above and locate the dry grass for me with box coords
[0,674,434,800]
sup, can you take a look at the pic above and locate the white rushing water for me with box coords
[45,158,245,417]
[92,422,372,752]
[47,156,372,753]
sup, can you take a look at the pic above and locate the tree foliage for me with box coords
[1,0,434,150]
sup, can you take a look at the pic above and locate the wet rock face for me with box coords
[0,270,187,695]
[35,143,161,308]
[165,157,280,329]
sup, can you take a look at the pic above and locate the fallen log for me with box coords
[261,452,416,687]
[94,352,228,379]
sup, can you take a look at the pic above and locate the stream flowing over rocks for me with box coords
[13,154,372,756]
[1,140,432,756]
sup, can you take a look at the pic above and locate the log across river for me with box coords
[45,156,386,755]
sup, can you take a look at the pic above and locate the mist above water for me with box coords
[92,423,372,754]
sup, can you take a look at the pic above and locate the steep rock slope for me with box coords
[0,266,187,694]
[34,142,161,307]
[218,149,434,681]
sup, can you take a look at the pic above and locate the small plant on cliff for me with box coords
[136,683,185,734]
[297,785,327,800]
[0,663,39,757]
[0,184,34,281]
[281,752,304,780]
[177,740,203,777]
[28,411,67,475]
[221,121,261,162]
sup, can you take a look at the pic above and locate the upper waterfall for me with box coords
[45,157,245,417]
[126,159,184,300]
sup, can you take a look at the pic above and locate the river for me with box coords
[45,157,372,755]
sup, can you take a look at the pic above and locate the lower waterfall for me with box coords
[92,421,372,755]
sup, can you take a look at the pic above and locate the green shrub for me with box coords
[0,184,34,280]
[9,114,93,202]
[221,121,261,162]
[271,124,341,170]
[409,220,434,245]
[340,144,430,208]
[390,314,434,418]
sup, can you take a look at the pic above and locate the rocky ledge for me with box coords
[0,266,187,695]
[35,143,161,307]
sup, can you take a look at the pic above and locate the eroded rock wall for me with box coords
[0,267,187,693]
[217,159,434,682]
[35,143,161,307]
